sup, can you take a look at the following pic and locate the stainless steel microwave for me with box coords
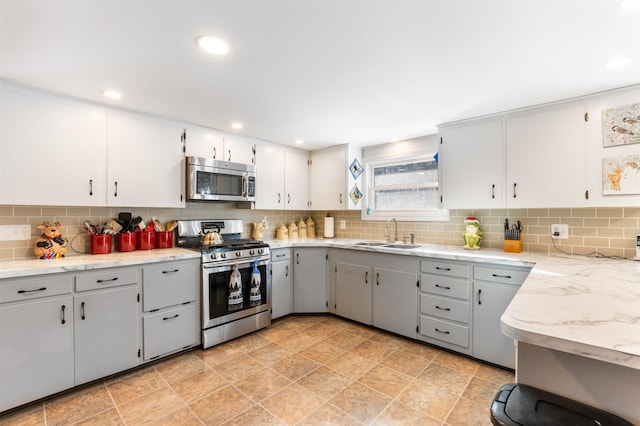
[186,156,256,202]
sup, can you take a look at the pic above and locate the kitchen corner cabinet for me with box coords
[0,88,108,206]
[439,120,504,209]
[472,265,530,368]
[271,248,293,319]
[293,248,328,313]
[308,144,361,210]
[74,268,140,384]
[255,143,308,210]
[107,114,185,208]
[141,259,200,360]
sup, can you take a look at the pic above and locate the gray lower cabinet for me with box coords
[372,263,419,339]
[293,248,327,313]
[141,259,200,360]
[0,274,74,412]
[74,268,140,384]
[271,248,293,319]
[335,261,372,324]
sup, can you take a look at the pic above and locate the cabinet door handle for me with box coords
[478,288,482,305]
[81,301,86,320]
[296,253,300,264]
[61,305,66,324]
[435,305,451,311]
[162,269,179,274]
[276,253,285,258]
[97,277,118,284]
[491,183,495,199]
[114,181,118,197]
[17,287,47,294]
[213,146,216,159]
[339,193,343,204]
[287,194,291,204]
[435,284,451,290]
[376,272,380,286]
[162,314,180,321]
[513,182,517,198]
[89,179,93,196]
[435,266,451,271]
[285,265,289,277]
[365,271,368,284]
[435,328,450,335]
[492,273,512,279]
[228,149,231,161]
[278,193,281,204]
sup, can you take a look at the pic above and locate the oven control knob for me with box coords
[258,249,264,254]
[210,253,217,260]
[250,249,255,255]
[221,253,227,259]
[236,251,242,257]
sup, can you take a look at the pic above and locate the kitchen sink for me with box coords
[353,241,386,247]
[381,244,422,249]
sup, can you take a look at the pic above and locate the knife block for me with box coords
[504,239,522,253]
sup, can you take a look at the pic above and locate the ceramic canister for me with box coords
[298,219,307,238]
[306,217,316,238]
[289,221,298,239]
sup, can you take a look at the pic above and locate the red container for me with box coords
[90,234,112,255]
[155,231,173,249]
[117,232,137,252]
[137,231,156,250]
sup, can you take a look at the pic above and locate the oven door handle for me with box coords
[203,258,270,271]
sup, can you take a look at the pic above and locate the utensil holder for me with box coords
[504,239,522,253]
[90,234,112,255]
[137,231,155,250]
[155,231,173,249]
[117,233,137,252]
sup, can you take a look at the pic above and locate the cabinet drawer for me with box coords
[421,260,469,278]
[419,315,469,348]
[420,274,469,300]
[0,275,73,304]
[76,268,139,292]
[474,266,530,285]
[142,260,198,311]
[420,294,469,324]
[143,303,199,360]
[271,248,291,262]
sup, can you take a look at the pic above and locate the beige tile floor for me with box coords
[0,315,513,425]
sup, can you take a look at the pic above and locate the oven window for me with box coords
[196,171,242,196]
[207,262,268,320]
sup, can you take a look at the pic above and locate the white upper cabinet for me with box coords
[505,105,586,208]
[184,125,224,160]
[0,89,107,206]
[107,114,185,208]
[255,142,308,210]
[309,144,361,211]
[221,135,256,165]
[284,149,309,210]
[439,120,504,209]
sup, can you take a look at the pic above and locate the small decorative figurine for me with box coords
[249,260,261,303]
[34,222,68,259]
[463,217,482,250]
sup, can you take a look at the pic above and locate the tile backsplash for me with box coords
[1,204,638,260]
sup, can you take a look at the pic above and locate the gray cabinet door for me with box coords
[143,303,199,360]
[293,248,327,312]
[472,281,519,368]
[336,262,372,325]
[74,286,139,384]
[0,295,74,412]
[373,267,418,339]
[271,260,293,319]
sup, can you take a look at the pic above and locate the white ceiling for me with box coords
[1,0,639,150]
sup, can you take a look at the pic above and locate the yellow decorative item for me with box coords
[276,224,288,240]
[298,219,307,238]
[34,222,68,259]
[288,221,298,239]
[462,217,482,250]
[251,221,265,240]
[306,217,316,238]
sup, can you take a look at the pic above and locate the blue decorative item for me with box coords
[249,259,261,302]
[349,158,363,179]
[433,152,439,163]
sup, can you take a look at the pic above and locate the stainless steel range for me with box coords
[176,219,271,349]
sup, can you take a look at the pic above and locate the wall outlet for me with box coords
[340,219,346,229]
[551,224,569,239]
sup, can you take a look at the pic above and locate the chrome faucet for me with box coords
[386,217,398,242]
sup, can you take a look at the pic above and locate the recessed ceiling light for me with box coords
[295,139,304,145]
[390,138,400,142]
[231,122,243,129]
[618,0,640,10]
[102,90,122,99]
[196,36,229,55]
[605,56,631,69]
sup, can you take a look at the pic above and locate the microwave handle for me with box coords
[242,173,248,197]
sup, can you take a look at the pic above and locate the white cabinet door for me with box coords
[309,147,347,210]
[255,142,285,209]
[335,262,372,324]
[439,120,504,209]
[373,267,418,339]
[0,295,74,412]
[284,149,309,210]
[222,136,256,165]
[0,90,107,206]
[271,258,293,319]
[184,125,225,160]
[74,286,139,384]
[506,105,586,208]
[293,248,327,313]
[107,114,185,208]
[472,281,519,369]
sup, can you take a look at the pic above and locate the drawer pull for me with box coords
[492,273,512,279]
[435,328,450,335]
[435,267,451,271]
[435,305,451,311]
[435,284,451,290]
[276,253,286,258]
[162,269,179,274]
[61,305,66,324]
[478,289,482,305]
[17,287,47,294]
[163,314,180,321]
[97,277,118,284]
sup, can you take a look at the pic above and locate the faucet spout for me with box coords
[386,217,398,242]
